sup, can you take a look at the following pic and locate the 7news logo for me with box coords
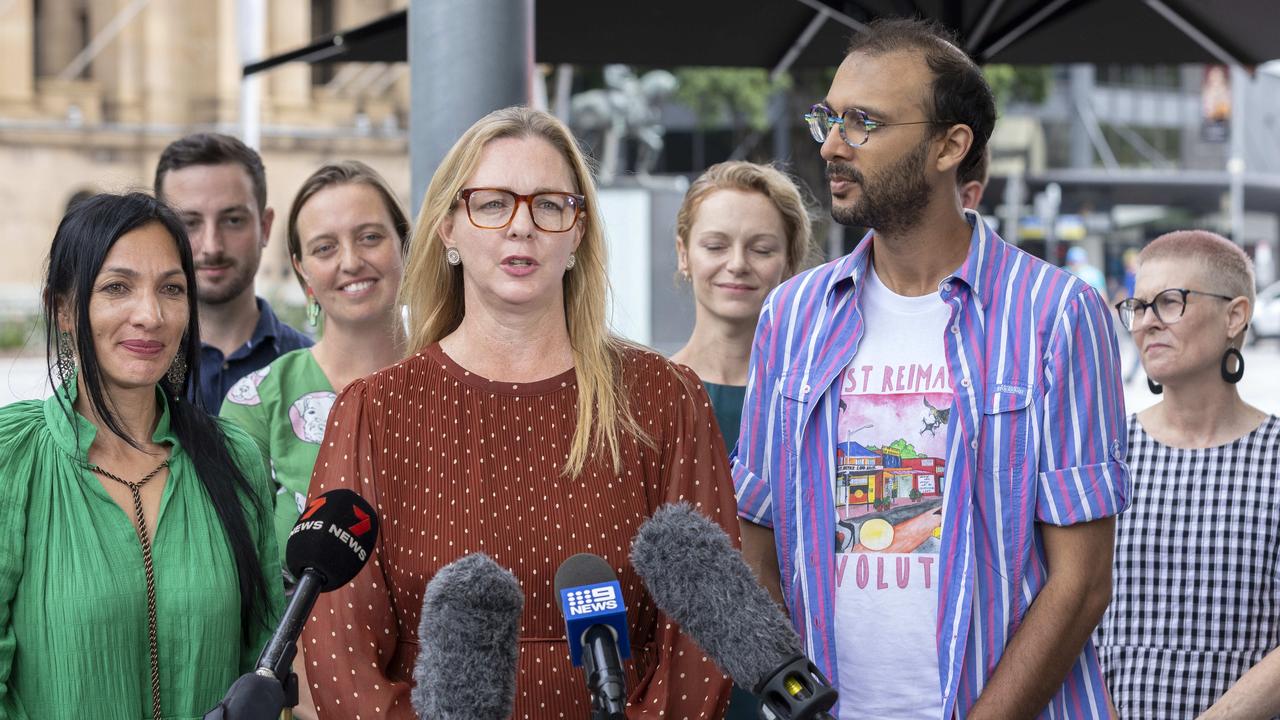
[567,585,620,615]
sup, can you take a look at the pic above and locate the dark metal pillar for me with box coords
[410,0,532,213]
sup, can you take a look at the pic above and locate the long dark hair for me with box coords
[42,192,272,641]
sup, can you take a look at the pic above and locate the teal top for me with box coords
[0,382,283,720]
[701,380,758,720]
[704,381,747,452]
[219,348,335,571]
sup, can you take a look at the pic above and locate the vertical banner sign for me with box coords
[1201,65,1231,143]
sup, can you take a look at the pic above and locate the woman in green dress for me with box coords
[220,160,408,568]
[669,161,815,719]
[0,192,282,719]
[219,162,406,718]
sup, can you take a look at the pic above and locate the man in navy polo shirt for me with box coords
[155,133,311,413]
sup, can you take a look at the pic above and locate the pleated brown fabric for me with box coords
[301,343,738,719]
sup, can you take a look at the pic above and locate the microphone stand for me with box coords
[583,626,627,720]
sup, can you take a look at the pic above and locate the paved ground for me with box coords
[5,340,1278,414]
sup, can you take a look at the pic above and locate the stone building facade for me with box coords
[0,0,411,318]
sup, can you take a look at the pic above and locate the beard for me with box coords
[195,254,258,306]
[828,138,932,237]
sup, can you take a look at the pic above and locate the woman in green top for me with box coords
[220,162,405,719]
[0,193,282,719]
[221,161,409,566]
[670,161,814,719]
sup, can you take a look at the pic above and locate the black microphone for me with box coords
[411,553,524,720]
[255,488,380,682]
[630,503,837,720]
[554,554,631,720]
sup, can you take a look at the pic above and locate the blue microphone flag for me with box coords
[557,579,631,666]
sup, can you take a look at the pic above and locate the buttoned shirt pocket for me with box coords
[979,383,1032,472]
[777,372,812,459]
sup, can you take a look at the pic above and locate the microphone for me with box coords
[554,554,631,720]
[255,488,380,681]
[630,503,837,720]
[411,553,524,720]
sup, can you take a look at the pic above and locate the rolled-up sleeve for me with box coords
[1035,288,1130,526]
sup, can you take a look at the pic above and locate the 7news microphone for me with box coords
[411,553,524,720]
[630,503,838,720]
[205,489,380,719]
[555,553,631,720]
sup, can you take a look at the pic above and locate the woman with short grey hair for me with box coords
[1097,229,1279,719]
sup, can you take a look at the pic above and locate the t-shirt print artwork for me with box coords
[834,362,951,562]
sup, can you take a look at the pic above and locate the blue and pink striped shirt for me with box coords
[732,212,1129,718]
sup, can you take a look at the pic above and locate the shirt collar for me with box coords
[824,209,1005,309]
[948,209,1005,309]
[44,373,179,458]
[238,296,285,358]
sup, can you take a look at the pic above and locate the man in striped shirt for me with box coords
[733,18,1129,719]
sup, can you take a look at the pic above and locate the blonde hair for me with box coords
[399,106,645,477]
[675,161,815,278]
[1140,230,1256,311]
[286,160,411,291]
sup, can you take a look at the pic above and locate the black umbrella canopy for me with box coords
[839,0,1279,65]
[242,0,1280,77]
[540,0,1279,67]
[242,3,854,76]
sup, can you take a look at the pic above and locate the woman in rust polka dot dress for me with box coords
[299,106,739,719]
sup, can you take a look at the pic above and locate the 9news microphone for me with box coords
[411,553,524,720]
[555,554,631,720]
[255,488,380,681]
[630,503,837,720]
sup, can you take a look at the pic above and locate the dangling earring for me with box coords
[166,347,188,390]
[306,288,322,328]
[56,331,75,381]
[1221,346,1244,384]
[1146,377,1163,395]
[445,247,462,266]
[566,253,576,271]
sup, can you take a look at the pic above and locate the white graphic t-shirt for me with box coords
[834,265,952,719]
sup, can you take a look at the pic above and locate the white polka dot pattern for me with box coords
[300,343,738,719]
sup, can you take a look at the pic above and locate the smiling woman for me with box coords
[0,192,282,719]
[221,159,409,574]
[671,161,814,439]
[218,162,409,719]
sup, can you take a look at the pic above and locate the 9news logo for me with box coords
[566,585,620,615]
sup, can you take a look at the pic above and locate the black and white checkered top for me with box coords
[1096,413,1280,719]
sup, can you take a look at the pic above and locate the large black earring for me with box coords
[1221,347,1244,384]
[1146,377,1163,394]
